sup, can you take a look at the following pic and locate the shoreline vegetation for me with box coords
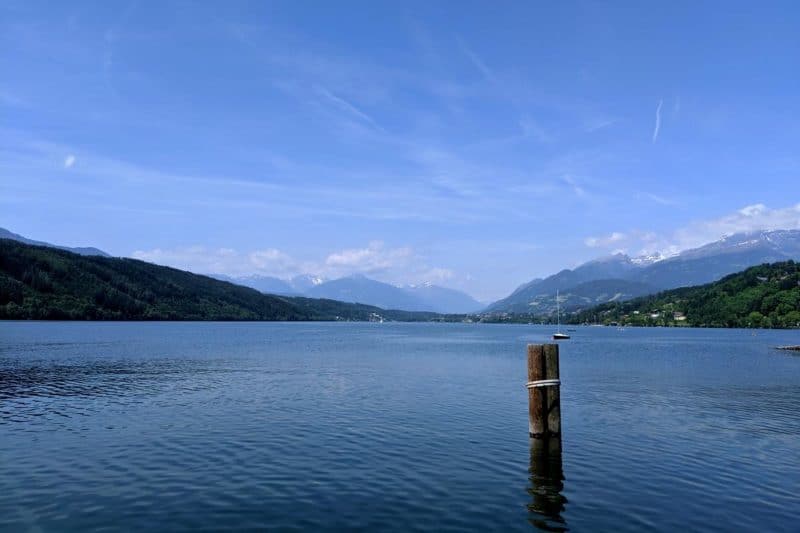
[1,239,798,328]
[566,261,800,329]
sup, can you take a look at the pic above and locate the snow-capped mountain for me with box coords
[220,273,481,314]
[289,274,327,293]
[630,252,672,266]
[306,275,432,311]
[488,229,800,314]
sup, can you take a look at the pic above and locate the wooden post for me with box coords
[527,343,561,438]
[544,344,561,436]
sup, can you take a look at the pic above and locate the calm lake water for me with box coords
[1,322,799,532]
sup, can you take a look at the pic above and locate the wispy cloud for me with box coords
[0,88,26,108]
[583,116,618,133]
[561,174,586,197]
[457,38,498,85]
[313,85,386,133]
[0,135,515,223]
[636,191,680,207]
[652,99,663,143]
[518,116,553,143]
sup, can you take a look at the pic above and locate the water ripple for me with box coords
[1,322,799,531]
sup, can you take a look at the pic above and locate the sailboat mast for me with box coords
[556,290,560,330]
[552,290,570,340]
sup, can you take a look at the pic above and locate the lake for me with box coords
[1,322,799,532]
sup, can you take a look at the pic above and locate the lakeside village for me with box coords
[360,308,690,327]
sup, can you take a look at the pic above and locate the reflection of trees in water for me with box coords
[527,437,567,531]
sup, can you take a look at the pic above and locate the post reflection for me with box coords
[526,436,568,531]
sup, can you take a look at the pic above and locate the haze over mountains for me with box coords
[487,229,800,314]
[3,226,800,316]
[213,229,800,315]
[211,274,314,297]
[220,273,483,314]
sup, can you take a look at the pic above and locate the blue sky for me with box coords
[2,1,799,301]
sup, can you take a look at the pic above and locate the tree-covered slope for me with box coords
[285,296,441,322]
[0,239,444,321]
[568,261,800,328]
[0,239,307,320]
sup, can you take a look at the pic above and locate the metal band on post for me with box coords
[526,379,561,389]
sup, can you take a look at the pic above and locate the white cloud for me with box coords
[421,267,455,282]
[249,248,297,271]
[64,154,76,168]
[584,203,800,256]
[132,246,304,278]
[325,241,414,275]
[663,203,800,251]
[584,231,626,248]
[737,203,766,217]
[131,240,457,288]
[652,99,663,143]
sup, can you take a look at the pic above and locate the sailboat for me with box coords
[552,290,570,340]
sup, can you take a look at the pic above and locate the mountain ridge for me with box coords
[222,273,482,314]
[0,227,110,257]
[487,229,800,315]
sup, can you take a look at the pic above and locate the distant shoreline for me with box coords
[2,318,798,331]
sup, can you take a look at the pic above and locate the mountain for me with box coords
[403,283,483,314]
[217,271,481,313]
[0,239,441,321]
[488,230,800,315]
[635,230,800,289]
[486,254,641,313]
[568,260,800,329]
[306,274,434,311]
[503,278,659,315]
[0,227,109,257]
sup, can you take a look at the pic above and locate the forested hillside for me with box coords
[569,261,800,328]
[0,239,440,321]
